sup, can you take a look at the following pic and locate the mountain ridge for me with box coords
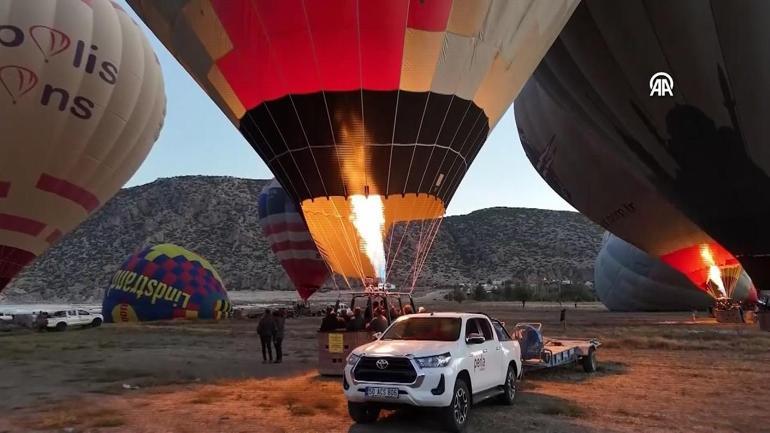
[1,176,603,303]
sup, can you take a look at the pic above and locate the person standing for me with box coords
[273,309,285,363]
[257,309,276,363]
[35,311,48,332]
[319,307,338,332]
[346,307,365,331]
[367,308,388,333]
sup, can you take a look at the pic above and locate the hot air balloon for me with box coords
[514,0,770,295]
[595,233,756,312]
[0,0,166,292]
[126,0,577,289]
[515,48,749,299]
[102,244,231,322]
[258,179,329,300]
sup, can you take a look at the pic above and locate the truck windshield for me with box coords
[381,317,461,341]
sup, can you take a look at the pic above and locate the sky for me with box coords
[120,1,574,216]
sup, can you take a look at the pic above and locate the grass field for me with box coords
[1,300,768,433]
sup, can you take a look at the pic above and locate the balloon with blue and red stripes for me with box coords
[258,179,329,300]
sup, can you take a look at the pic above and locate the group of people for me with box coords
[255,300,427,363]
[318,301,425,333]
[256,308,286,364]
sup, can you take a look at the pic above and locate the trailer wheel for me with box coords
[581,348,597,373]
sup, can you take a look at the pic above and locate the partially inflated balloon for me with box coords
[595,233,755,312]
[515,0,770,292]
[0,0,166,291]
[102,244,231,322]
[127,0,577,282]
[258,179,328,300]
[515,60,746,294]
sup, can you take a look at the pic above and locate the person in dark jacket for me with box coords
[257,309,276,363]
[319,307,339,332]
[273,309,286,363]
[346,307,365,331]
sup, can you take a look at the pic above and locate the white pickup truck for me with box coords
[343,312,522,432]
[46,309,103,331]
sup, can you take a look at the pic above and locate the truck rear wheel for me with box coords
[581,348,597,373]
[347,402,379,424]
[498,364,517,405]
[442,377,470,432]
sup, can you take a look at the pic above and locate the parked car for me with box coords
[46,309,103,331]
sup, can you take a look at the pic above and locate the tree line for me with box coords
[443,280,596,305]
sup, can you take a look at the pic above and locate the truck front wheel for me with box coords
[442,377,470,432]
[347,402,380,424]
[55,322,67,332]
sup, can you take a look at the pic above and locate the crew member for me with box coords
[257,309,276,363]
[273,309,285,363]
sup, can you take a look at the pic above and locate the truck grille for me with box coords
[353,356,417,384]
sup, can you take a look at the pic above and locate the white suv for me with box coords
[343,312,522,432]
[46,309,103,331]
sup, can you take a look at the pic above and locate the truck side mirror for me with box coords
[465,333,485,345]
[372,332,383,340]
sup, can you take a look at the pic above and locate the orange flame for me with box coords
[349,194,387,280]
[700,244,727,298]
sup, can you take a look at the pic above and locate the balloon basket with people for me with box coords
[317,291,419,376]
[712,297,756,324]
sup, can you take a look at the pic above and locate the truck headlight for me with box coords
[347,353,361,366]
[415,352,452,368]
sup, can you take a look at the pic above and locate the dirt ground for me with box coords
[1,300,769,433]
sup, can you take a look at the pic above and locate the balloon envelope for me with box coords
[0,0,166,291]
[514,0,770,291]
[126,0,577,280]
[102,244,231,322]
[596,233,755,312]
[258,179,328,300]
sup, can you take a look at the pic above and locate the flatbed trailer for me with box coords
[512,323,600,373]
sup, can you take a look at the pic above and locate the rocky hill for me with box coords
[1,176,603,303]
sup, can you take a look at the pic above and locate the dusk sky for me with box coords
[120,0,574,216]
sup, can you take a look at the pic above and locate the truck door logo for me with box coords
[473,354,486,371]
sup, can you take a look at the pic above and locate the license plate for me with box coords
[365,386,399,399]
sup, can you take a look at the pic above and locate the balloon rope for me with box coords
[409,199,445,292]
[399,198,438,292]
[402,217,430,291]
[412,216,444,291]
[387,219,413,280]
